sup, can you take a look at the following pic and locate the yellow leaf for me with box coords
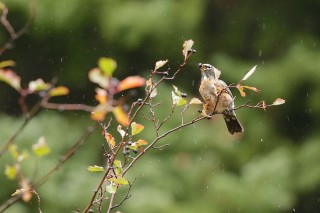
[272,98,286,105]
[49,86,69,97]
[108,177,129,185]
[88,165,105,172]
[32,136,50,157]
[98,57,117,77]
[131,122,144,135]
[117,76,145,92]
[5,165,17,180]
[0,60,16,68]
[113,106,129,126]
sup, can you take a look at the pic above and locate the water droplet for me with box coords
[293,209,296,212]
[259,50,262,57]
[260,139,263,142]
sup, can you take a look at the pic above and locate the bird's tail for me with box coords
[223,111,243,134]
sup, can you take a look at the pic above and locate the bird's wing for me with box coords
[217,79,233,98]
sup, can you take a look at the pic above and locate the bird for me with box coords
[198,63,243,134]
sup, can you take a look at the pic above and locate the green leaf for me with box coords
[108,177,129,185]
[88,165,106,172]
[172,91,186,106]
[131,122,144,135]
[113,160,122,175]
[5,165,17,180]
[106,182,117,194]
[98,57,117,77]
[32,136,50,157]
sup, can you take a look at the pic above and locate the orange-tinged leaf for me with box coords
[242,65,257,81]
[131,122,144,135]
[105,132,116,149]
[272,98,286,105]
[91,110,107,122]
[113,106,129,126]
[49,86,69,97]
[95,88,108,104]
[98,57,117,77]
[0,69,21,91]
[117,76,145,92]
[88,68,109,89]
[182,39,194,58]
[154,60,168,71]
[242,85,261,93]
[236,84,246,97]
[136,139,148,146]
[91,103,112,122]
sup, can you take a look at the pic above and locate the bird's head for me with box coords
[198,63,216,80]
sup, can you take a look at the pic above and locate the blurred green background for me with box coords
[1,0,320,212]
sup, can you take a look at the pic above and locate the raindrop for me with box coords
[293,209,296,212]
[306,92,309,98]
[287,116,290,121]
[260,138,263,142]
[259,50,262,57]
[206,185,209,190]
[192,80,195,86]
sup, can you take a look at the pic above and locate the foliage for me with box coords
[0,1,320,213]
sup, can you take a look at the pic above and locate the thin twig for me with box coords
[123,116,206,175]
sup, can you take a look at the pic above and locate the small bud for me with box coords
[197,109,202,113]
[128,141,133,145]
[133,149,138,154]
[89,209,94,213]
[181,93,187,98]
[125,145,130,150]
[123,149,130,155]
[188,49,196,54]
[137,98,143,104]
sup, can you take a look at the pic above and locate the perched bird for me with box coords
[198,63,243,134]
